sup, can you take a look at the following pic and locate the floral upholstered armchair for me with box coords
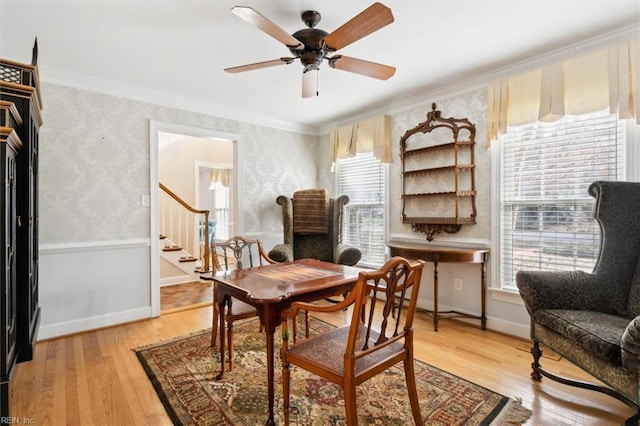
[517,181,640,425]
[268,188,362,266]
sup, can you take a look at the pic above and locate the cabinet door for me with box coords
[16,113,40,363]
[1,149,18,381]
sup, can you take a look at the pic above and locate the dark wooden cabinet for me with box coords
[0,102,21,418]
[0,52,42,418]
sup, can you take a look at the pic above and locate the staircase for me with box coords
[159,236,205,285]
[159,183,212,286]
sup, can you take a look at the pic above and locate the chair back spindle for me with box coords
[212,235,274,272]
[347,257,423,357]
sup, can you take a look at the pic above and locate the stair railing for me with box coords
[159,182,211,273]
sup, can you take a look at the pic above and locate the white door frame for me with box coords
[149,120,242,317]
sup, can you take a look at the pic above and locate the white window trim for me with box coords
[489,116,640,305]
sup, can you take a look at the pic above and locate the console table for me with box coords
[387,242,489,331]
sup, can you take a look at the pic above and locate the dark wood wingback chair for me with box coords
[517,181,640,425]
[281,256,425,425]
[268,188,362,266]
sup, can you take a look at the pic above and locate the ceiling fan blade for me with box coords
[231,6,302,48]
[302,70,318,98]
[224,57,295,73]
[328,55,395,80]
[323,2,394,51]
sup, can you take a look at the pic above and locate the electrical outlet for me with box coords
[454,278,463,291]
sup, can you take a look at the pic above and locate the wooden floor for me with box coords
[160,281,213,313]
[9,303,634,425]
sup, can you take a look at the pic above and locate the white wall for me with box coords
[39,240,151,339]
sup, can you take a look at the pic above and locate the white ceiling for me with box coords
[1,1,638,134]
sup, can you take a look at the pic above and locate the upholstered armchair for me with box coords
[268,188,362,266]
[516,180,640,425]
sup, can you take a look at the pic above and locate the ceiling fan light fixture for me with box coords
[302,68,319,98]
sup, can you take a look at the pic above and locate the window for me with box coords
[212,181,230,239]
[495,110,626,290]
[336,152,386,266]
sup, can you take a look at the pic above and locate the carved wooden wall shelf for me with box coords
[399,103,477,241]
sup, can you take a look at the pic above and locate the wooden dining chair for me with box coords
[210,235,276,370]
[281,256,426,425]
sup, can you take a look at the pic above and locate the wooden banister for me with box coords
[159,182,211,272]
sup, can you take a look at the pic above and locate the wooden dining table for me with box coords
[211,258,364,426]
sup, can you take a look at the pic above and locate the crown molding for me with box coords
[38,67,320,136]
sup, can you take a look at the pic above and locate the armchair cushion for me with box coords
[535,309,629,365]
[294,233,334,262]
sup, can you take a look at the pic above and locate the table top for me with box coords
[387,242,489,263]
[211,258,364,303]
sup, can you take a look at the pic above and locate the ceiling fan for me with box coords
[224,2,396,98]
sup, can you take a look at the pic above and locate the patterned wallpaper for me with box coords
[39,82,319,244]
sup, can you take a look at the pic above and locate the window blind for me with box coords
[336,152,386,266]
[499,110,623,289]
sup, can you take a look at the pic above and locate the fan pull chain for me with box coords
[316,70,319,97]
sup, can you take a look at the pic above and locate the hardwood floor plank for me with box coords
[65,336,85,426]
[103,325,164,424]
[62,339,77,423]
[82,332,111,425]
[8,305,634,425]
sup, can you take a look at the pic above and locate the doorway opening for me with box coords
[150,121,242,316]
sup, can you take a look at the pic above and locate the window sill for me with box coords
[489,287,524,305]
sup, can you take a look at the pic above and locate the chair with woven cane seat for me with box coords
[281,256,425,425]
[210,235,276,371]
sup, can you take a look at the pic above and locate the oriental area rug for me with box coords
[134,317,532,425]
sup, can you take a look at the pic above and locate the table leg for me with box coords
[480,256,487,330]
[216,297,226,380]
[265,330,276,426]
[433,260,439,332]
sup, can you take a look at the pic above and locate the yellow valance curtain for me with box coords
[209,168,231,188]
[487,37,639,148]
[330,115,392,166]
